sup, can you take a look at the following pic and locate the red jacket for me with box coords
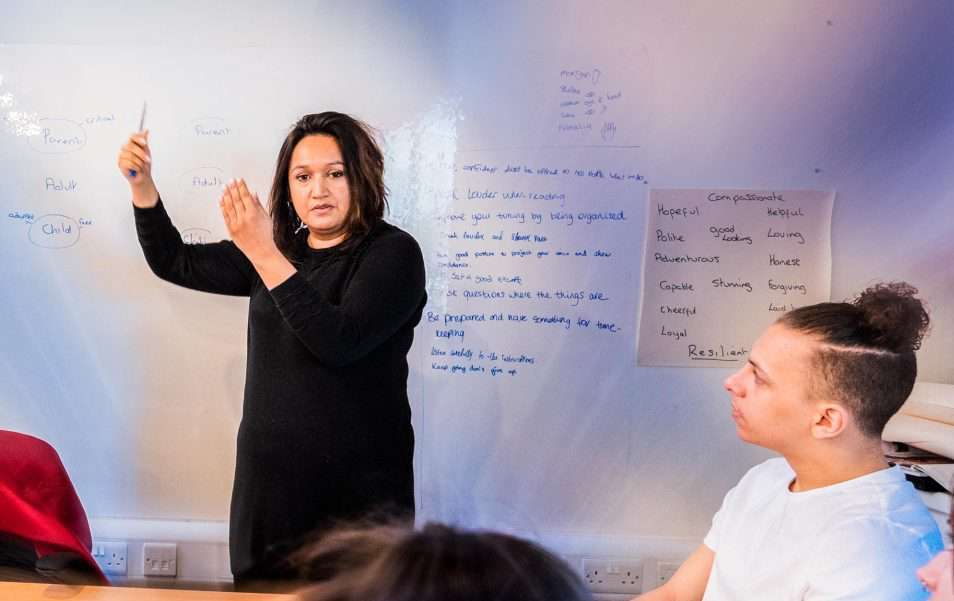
[0,430,107,583]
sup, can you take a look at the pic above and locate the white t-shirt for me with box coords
[702,458,943,601]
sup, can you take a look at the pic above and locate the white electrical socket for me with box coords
[659,561,680,586]
[143,542,178,577]
[641,558,683,591]
[582,558,642,594]
[91,541,127,576]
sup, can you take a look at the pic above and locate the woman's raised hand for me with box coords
[117,130,158,208]
[220,179,278,263]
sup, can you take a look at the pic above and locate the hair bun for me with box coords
[853,282,929,352]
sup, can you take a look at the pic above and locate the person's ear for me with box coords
[810,403,848,439]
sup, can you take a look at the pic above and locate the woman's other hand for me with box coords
[117,130,158,208]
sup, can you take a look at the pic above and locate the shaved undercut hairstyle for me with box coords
[778,281,930,438]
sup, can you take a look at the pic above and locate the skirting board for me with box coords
[90,517,699,587]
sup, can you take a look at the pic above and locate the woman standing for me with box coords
[118,112,426,589]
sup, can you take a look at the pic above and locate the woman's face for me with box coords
[918,549,953,600]
[288,134,352,249]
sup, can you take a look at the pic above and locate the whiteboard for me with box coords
[2,1,953,555]
[0,41,451,519]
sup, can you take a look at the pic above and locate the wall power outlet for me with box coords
[641,558,682,591]
[91,541,127,576]
[659,561,680,586]
[143,542,178,577]
[582,558,642,594]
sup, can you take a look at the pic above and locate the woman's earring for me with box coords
[290,202,307,233]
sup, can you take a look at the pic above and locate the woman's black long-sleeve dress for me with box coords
[134,200,426,582]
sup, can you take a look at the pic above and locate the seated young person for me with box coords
[640,282,943,601]
[293,522,593,601]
